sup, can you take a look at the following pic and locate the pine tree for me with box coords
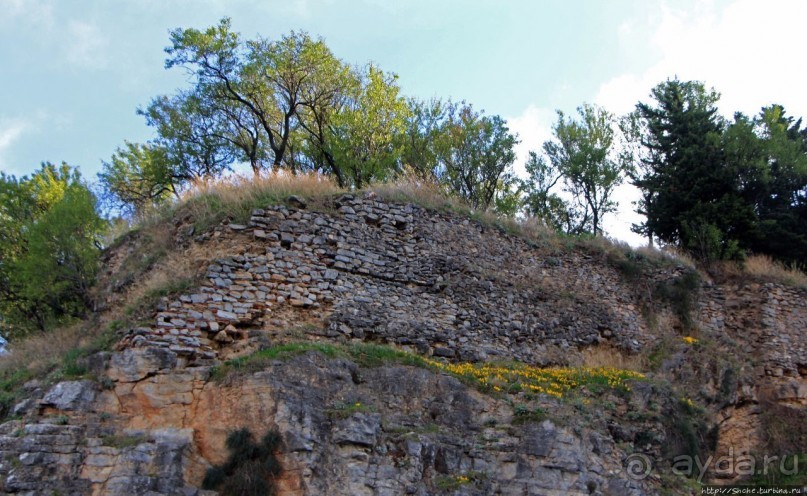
[633,79,753,262]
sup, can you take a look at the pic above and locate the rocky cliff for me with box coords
[0,192,804,495]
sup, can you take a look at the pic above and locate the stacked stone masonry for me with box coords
[127,194,652,366]
[699,283,807,379]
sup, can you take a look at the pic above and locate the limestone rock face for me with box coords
[108,348,178,383]
[41,380,97,411]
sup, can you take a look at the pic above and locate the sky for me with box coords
[1,0,805,245]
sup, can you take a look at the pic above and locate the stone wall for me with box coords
[125,193,653,367]
[699,282,807,379]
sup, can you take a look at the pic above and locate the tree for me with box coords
[99,142,179,217]
[752,105,807,265]
[620,110,656,245]
[140,92,237,178]
[435,103,518,211]
[399,97,447,181]
[166,20,350,174]
[0,163,105,336]
[726,105,807,265]
[521,151,577,231]
[274,31,351,176]
[327,64,411,188]
[543,103,628,236]
[292,64,354,180]
[633,79,753,262]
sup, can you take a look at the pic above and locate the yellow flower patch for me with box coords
[424,358,645,399]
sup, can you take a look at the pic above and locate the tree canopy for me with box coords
[628,79,807,265]
[0,164,106,336]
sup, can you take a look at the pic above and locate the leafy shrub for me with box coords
[202,428,283,496]
[512,404,547,425]
[0,164,106,336]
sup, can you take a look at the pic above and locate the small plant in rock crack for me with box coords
[202,427,283,496]
[325,400,374,419]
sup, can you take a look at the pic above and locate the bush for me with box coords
[202,428,283,496]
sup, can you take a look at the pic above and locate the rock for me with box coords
[332,412,381,447]
[41,380,96,411]
[280,232,295,247]
[12,398,36,416]
[108,348,178,383]
[433,346,456,358]
[216,309,239,321]
[6,194,802,496]
[287,195,307,209]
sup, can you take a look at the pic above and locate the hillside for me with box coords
[0,183,804,495]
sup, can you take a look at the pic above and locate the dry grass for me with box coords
[0,322,91,379]
[369,176,461,212]
[577,345,646,372]
[741,254,807,287]
[178,172,342,230]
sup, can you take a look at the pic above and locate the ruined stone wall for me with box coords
[127,193,653,367]
[699,282,807,379]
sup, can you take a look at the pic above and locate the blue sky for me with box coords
[1,0,805,243]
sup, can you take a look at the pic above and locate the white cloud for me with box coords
[590,0,807,246]
[597,0,807,119]
[0,118,30,172]
[506,104,554,177]
[0,0,53,25]
[65,20,108,69]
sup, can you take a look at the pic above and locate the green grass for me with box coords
[122,276,197,323]
[210,342,646,408]
[210,342,431,382]
[0,368,32,417]
[433,472,486,492]
[100,434,146,449]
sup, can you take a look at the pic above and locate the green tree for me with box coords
[99,141,179,217]
[0,164,105,336]
[752,105,807,265]
[140,92,237,178]
[521,151,577,231]
[435,103,518,211]
[633,79,753,261]
[328,64,411,188]
[399,97,447,181]
[726,105,807,265]
[543,103,628,236]
[166,18,348,174]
